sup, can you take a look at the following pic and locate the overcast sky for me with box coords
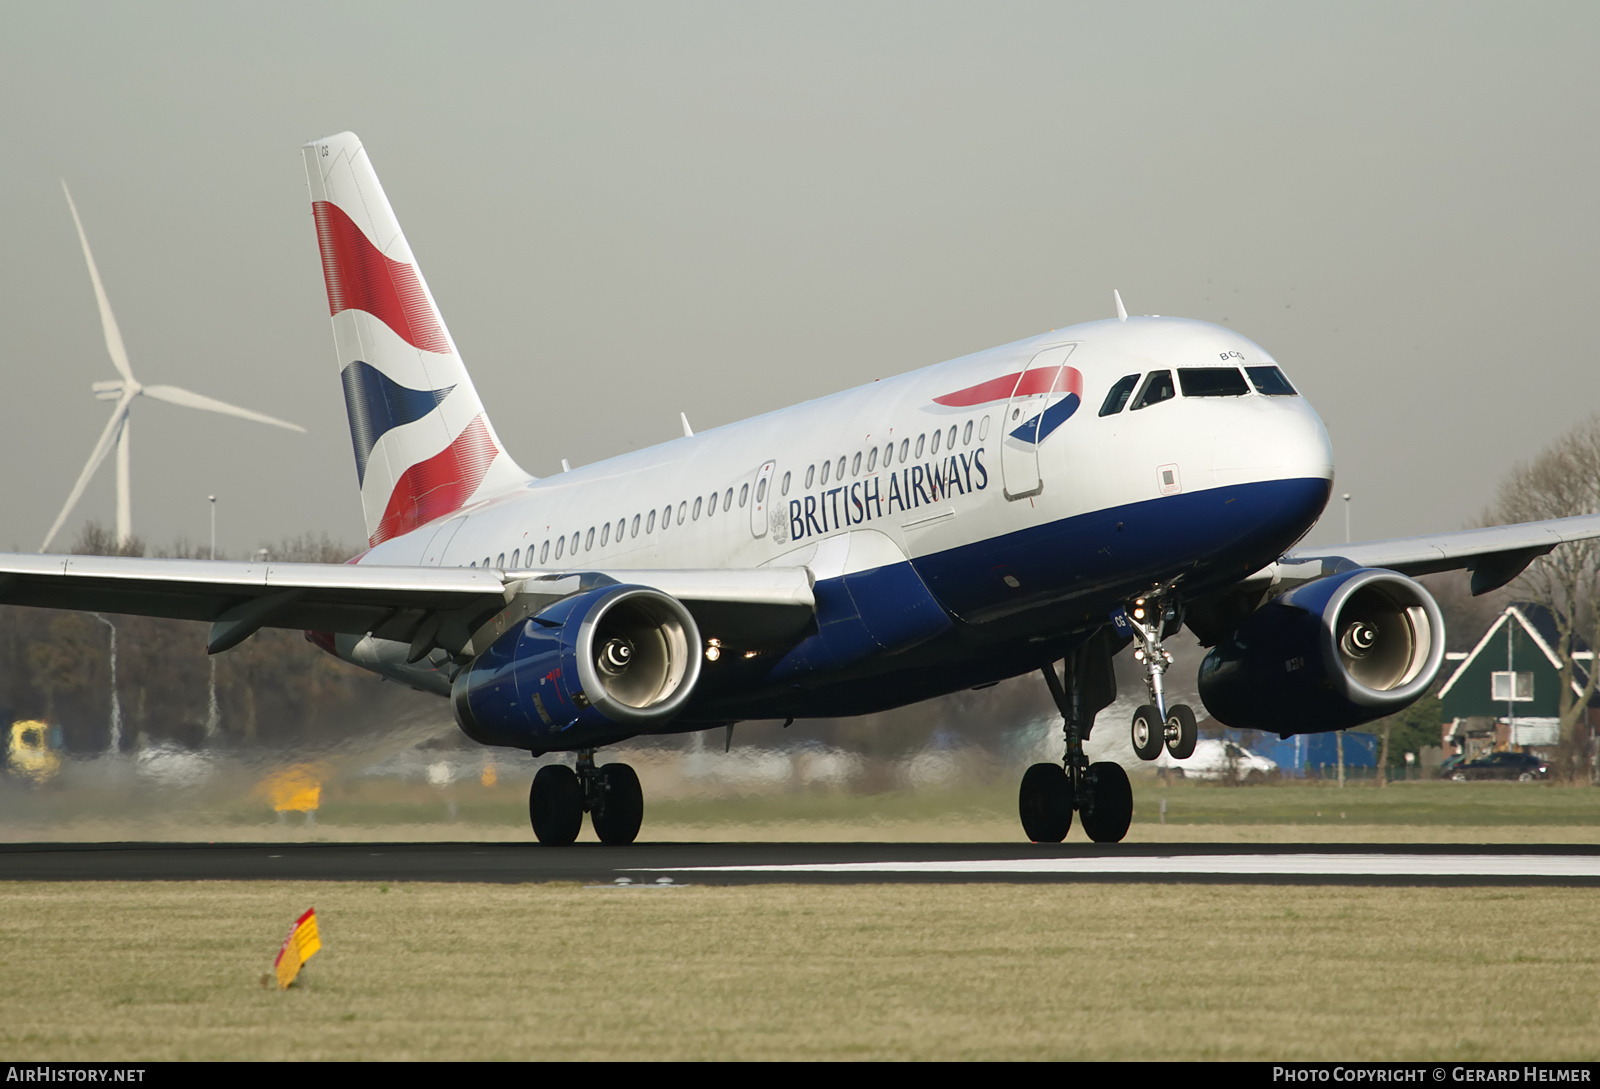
[1,1,1596,558]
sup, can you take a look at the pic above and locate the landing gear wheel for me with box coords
[591,763,644,845]
[1019,763,1073,843]
[1164,703,1198,760]
[1131,704,1163,761]
[529,764,584,845]
[1079,761,1133,843]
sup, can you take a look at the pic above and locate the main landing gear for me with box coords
[1123,589,1198,764]
[1018,629,1133,844]
[528,750,644,846]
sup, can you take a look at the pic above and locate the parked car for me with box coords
[1156,739,1278,782]
[1449,751,1549,782]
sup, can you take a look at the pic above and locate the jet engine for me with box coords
[1196,567,1444,735]
[451,585,702,750]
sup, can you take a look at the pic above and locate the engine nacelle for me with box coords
[1197,567,1444,735]
[451,585,702,750]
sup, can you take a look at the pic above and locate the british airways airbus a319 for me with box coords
[10,132,1599,844]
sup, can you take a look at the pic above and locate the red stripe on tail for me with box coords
[370,415,497,545]
[312,201,451,354]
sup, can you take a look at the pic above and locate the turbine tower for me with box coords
[41,184,306,553]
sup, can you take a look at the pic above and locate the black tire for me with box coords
[591,763,644,845]
[1130,704,1163,761]
[1019,763,1073,842]
[1517,772,1535,783]
[1080,761,1133,843]
[529,764,584,845]
[1164,703,1198,760]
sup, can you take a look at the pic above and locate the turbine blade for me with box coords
[39,395,134,552]
[61,182,135,383]
[140,385,306,432]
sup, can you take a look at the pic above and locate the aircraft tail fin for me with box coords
[301,132,532,548]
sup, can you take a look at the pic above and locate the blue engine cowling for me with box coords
[451,585,702,751]
[1197,567,1445,735]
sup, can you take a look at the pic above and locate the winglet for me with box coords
[1114,290,1128,322]
[680,412,694,438]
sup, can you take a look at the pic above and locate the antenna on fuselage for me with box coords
[680,412,694,438]
[1114,289,1128,322]
[561,459,571,473]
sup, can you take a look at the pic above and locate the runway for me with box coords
[4,842,1599,885]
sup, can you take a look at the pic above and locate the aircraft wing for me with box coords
[0,553,816,656]
[1267,512,1600,595]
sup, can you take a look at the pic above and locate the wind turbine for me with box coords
[41,183,306,553]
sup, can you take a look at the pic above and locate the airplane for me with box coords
[7,130,1600,845]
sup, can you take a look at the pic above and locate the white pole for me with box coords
[1343,493,1351,544]
[91,614,121,753]
[206,495,219,739]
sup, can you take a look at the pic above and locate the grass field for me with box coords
[1,881,1596,1061]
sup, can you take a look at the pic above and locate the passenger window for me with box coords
[1099,374,1140,416]
[931,429,941,455]
[581,528,591,550]
[979,416,989,440]
[915,434,925,458]
[555,537,564,559]
[836,456,846,479]
[692,497,702,520]
[947,425,957,449]
[780,472,790,496]
[883,442,894,467]
[660,506,671,530]
[900,438,910,461]
[677,501,687,524]
[724,487,733,510]
[1245,366,1298,396]
[647,509,656,533]
[963,420,973,445]
[497,553,505,568]
[706,492,718,518]
[1131,370,1175,410]
[852,452,861,475]
[600,524,609,547]
[617,517,626,539]
[512,549,520,568]
[756,478,767,503]
[867,447,878,472]
[805,465,815,488]
[541,540,550,563]
[1178,368,1249,397]
[630,515,640,538]
[570,532,580,553]
[820,460,830,485]
[739,483,748,507]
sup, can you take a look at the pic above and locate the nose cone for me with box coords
[1210,396,1334,489]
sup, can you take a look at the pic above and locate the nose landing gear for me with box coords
[527,749,645,846]
[1121,589,1197,762]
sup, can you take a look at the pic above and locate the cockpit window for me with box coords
[1099,374,1140,416]
[1245,365,1297,396]
[1130,370,1175,410]
[1178,368,1249,397]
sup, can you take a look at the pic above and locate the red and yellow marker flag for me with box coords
[274,907,322,989]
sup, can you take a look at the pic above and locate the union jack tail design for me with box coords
[302,132,531,547]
